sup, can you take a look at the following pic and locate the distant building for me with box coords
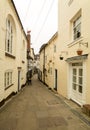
[27,31,33,72]
[39,32,58,84]
[34,54,40,70]
[39,43,48,83]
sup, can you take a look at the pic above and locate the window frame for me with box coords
[5,19,13,54]
[4,71,13,90]
[73,16,81,40]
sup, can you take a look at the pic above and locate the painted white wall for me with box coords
[0,0,27,101]
[58,0,90,104]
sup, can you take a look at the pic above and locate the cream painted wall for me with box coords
[39,33,58,89]
[39,0,90,105]
[45,43,54,88]
[58,0,90,104]
[0,0,27,101]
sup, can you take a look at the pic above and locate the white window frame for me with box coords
[5,19,13,54]
[4,71,13,89]
[73,16,81,40]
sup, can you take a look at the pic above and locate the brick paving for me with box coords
[0,74,90,130]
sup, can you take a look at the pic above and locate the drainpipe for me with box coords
[27,30,31,72]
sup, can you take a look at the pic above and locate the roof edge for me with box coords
[11,0,27,40]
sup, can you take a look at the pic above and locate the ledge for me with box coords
[5,84,14,90]
[67,37,83,48]
[5,52,16,59]
[65,54,88,62]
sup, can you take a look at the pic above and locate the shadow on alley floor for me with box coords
[0,74,90,130]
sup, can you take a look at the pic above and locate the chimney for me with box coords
[27,30,31,52]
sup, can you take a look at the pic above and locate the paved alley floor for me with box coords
[0,74,90,130]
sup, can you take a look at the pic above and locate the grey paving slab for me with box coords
[0,74,90,130]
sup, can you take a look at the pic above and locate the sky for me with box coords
[13,0,58,54]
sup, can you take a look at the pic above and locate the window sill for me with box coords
[5,84,14,90]
[5,52,16,59]
[67,36,83,48]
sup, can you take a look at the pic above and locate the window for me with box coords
[73,16,81,40]
[22,40,25,62]
[5,19,13,54]
[68,0,74,6]
[72,63,83,94]
[45,56,47,63]
[54,45,56,53]
[72,62,83,66]
[4,71,13,89]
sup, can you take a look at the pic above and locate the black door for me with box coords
[54,69,57,91]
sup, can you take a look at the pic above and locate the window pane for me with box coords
[78,85,82,93]
[79,77,82,84]
[54,45,56,52]
[79,69,83,76]
[73,76,76,82]
[73,83,76,90]
[4,73,6,87]
[6,19,13,54]
[73,16,81,40]
[76,17,81,25]
[73,69,76,75]
[7,73,9,86]
[72,63,82,66]
[4,71,12,88]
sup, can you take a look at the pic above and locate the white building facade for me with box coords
[0,0,27,103]
[56,0,90,106]
[39,0,90,106]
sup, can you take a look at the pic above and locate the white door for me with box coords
[71,62,83,105]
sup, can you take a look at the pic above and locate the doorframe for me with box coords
[17,67,22,92]
[67,61,86,106]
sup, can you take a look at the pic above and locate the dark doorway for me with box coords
[54,69,57,91]
[18,70,21,91]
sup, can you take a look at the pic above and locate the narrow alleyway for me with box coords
[0,74,90,130]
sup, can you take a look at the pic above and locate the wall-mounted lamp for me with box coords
[59,51,68,60]
[60,55,64,60]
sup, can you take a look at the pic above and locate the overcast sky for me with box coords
[13,0,58,54]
